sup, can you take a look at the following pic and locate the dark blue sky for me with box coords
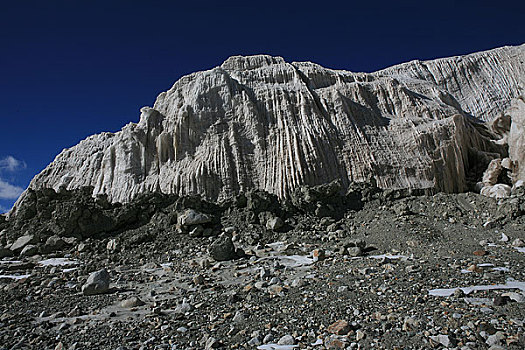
[1,0,524,212]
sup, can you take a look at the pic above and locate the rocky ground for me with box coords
[0,183,524,349]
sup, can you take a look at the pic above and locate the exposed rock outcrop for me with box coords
[14,45,525,206]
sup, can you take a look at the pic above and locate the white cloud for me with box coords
[0,205,9,214]
[0,156,26,172]
[0,179,24,199]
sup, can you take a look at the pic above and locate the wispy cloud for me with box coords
[0,204,9,214]
[0,156,26,172]
[0,179,24,199]
[0,155,26,200]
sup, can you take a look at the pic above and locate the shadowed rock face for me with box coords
[19,45,524,204]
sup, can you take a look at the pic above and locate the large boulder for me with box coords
[10,234,38,253]
[82,269,111,296]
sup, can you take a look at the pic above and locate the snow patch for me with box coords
[0,274,30,280]
[39,258,79,266]
[429,280,525,297]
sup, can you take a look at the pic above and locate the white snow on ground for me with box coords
[429,280,525,296]
[369,254,410,260]
[257,345,299,350]
[38,258,79,266]
[0,274,30,280]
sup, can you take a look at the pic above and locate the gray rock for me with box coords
[247,336,262,346]
[430,334,456,347]
[266,217,284,231]
[232,311,245,324]
[82,269,110,296]
[277,334,296,345]
[480,184,512,199]
[512,238,524,247]
[205,337,221,349]
[10,234,37,253]
[106,239,119,252]
[120,297,145,308]
[20,244,38,256]
[178,209,211,227]
[347,246,363,257]
[40,235,67,254]
[174,298,193,314]
[341,238,366,249]
[486,331,505,346]
[263,334,274,344]
[209,235,237,261]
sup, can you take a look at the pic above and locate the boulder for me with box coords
[481,184,512,199]
[10,234,38,253]
[20,245,38,257]
[177,209,211,227]
[266,217,284,231]
[40,235,66,254]
[209,235,239,261]
[82,269,111,296]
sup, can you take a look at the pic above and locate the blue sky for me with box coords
[1,0,524,212]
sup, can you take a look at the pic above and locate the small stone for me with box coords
[473,250,488,256]
[325,336,346,349]
[347,247,362,257]
[511,238,524,247]
[277,335,295,345]
[77,243,89,252]
[209,235,238,261]
[291,279,305,288]
[106,239,119,252]
[82,269,110,296]
[454,288,465,298]
[175,298,193,314]
[356,330,366,341]
[260,268,271,279]
[337,285,349,293]
[500,233,509,242]
[486,331,505,346]
[402,317,419,331]
[268,285,284,295]
[120,297,145,308]
[263,333,274,344]
[327,320,350,335]
[232,311,245,324]
[248,336,262,346]
[205,337,221,349]
[467,264,482,273]
[312,249,326,261]
[193,274,205,285]
[41,235,66,253]
[266,217,284,231]
[269,277,280,285]
[430,334,456,347]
